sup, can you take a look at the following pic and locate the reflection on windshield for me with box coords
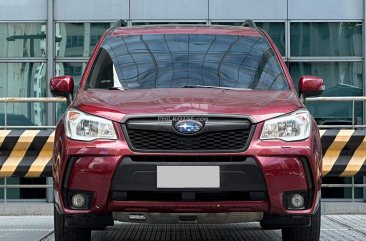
[87,34,289,91]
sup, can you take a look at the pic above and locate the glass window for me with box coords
[256,22,285,56]
[291,22,362,57]
[0,62,47,126]
[289,62,363,124]
[0,63,47,98]
[87,34,288,91]
[56,23,113,57]
[0,102,49,127]
[211,22,285,56]
[0,23,46,57]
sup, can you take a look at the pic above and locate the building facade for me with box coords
[0,0,365,201]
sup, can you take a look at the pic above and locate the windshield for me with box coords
[86,33,289,90]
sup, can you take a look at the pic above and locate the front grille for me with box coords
[128,129,250,151]
[122,116,254,152]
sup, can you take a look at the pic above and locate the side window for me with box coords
[87,48,113,89]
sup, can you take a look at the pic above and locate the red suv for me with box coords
[50,22,324,241]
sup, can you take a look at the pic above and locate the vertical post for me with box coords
[352,100,355,128]
[4,177,7,204]
[83,23,91,57]
[46,177,54,203]
[352,176,355,203]
[47,0,55,126]
[207,0,210,25]
[286,0,290,62]
[4,100,7,130]
[46,0,55,202]
[364,176,366,202]
[285,20,290,61]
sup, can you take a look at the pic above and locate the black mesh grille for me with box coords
[123,117,253,152]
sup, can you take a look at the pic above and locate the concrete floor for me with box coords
[1,215,366,241]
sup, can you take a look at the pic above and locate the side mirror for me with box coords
[299,75,325,102]
[49,76,74,104]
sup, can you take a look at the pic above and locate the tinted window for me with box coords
[87,34,288,90]
[0,23,46,57]
[291,22,362,57]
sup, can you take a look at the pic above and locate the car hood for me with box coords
[73,88,303,123]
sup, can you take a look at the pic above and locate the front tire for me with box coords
[282,205,321,241]
[54,205,91,241]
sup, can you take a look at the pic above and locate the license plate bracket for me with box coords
[157,166,220,188]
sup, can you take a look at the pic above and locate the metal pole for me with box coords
[307,96,366,101]
[0,97,66,102]
[47,0,56,202]
[352,100,355,129]
[4,100,7,130]
[47,0,55,126]
[46,177,54,203]
[364,176,366,202]
[352,176,355,203]
[4,178,7,204]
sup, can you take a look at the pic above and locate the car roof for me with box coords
[109,24,262,37]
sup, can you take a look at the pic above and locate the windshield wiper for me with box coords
[183,85,251,91]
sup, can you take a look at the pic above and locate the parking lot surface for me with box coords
[1,215,366,241]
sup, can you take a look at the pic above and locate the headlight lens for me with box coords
[260,109,311,141]
[64,109,117,141]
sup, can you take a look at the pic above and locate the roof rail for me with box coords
[241,20,256,28]
[114,19,128,28]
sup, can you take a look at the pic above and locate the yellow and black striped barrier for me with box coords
[0,129,54,177]
[320,129,366,177]
[0,129,366,178]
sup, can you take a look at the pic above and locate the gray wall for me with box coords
[0,0,362,21]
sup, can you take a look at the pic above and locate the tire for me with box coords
[282,205,321,241]
[54,205,91,241]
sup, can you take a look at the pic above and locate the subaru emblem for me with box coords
[174,120,203,134]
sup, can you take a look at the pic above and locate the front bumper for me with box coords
[110,156,266,202]
[53,120,322,219]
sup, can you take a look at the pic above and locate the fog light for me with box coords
[290,194,305,209]
[71,193,86,208]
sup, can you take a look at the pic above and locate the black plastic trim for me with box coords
[61,157,94,210]
[110,156,267,197]
[112,191,266,202]
[299,157,314,191]
[299,157,315,208]
[260,214,311,229]
[126,118,251,134]
[61,157,78,208]
[64,213,113,228]
[282,157,315,210]
[121,113,256,124]
[62,157,78,189]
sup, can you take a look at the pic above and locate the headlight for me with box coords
[64,108,117,141]
[260,109,311,141]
